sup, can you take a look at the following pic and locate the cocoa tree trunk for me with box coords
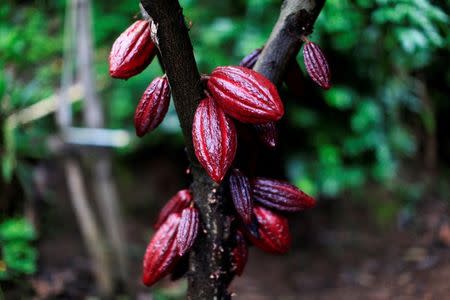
[140,0,326,299]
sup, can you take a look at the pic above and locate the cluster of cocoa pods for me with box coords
[109,16,331,288]
[141,170,315,286]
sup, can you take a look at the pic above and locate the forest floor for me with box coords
[3,155,449,300]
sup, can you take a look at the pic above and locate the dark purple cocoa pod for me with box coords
[253,122,278,148]
[303,41,331,90]
[252,177,316,212]
[229,169,253,224]
[239,47,262,69]
[176,207,199,256]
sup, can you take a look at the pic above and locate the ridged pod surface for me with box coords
[229,169,253,224]
[142,213,180,286]
[252,177,316,212]
[303,41,331,90]
[207,66,284,124]
[134,76,171,137]
[109,20,157,79]
[154,190,192,229]
[253,122,278,148]
[231,231,248,276]
[239,48,262,69]
[192,97,237,183]
[176,207,199,256]
[248,206,291,254]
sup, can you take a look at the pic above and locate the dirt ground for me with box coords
[3,155,449,300]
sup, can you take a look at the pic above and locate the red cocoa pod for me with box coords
[154,190,192,229]
[248,206,291,254]
[142,213,180,286]
[231,231,248,276]
[229,169,253,224]
[239,48,262,69]
[253,122,278,148]
[207,66,284,124]
[284,59,305,97]
[176,207,199,256]
[192,97,237,183]
[134,76,171,137]
[303,41,331,90]
[109,20,157,79]
[252,177,316,212]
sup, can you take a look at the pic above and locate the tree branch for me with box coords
[254,0,326,83]
[141,1,233,299]
[140,0,326,299]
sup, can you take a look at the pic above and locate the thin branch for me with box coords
[254,0,326,83]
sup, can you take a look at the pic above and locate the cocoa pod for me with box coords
[303,41,331,90]
[231,231,248,276]
[239,48,262,69]
[154,189,192,229]
[134,76,171,137]
[176,207,199,256]
[229,169,253,224]
[109,20,157,79]
[207,66,284,124]
[142,213,180,286]
[192,97,237,183]
[253,122,278,148]
[248,206,291,254]
[252,177,316,212]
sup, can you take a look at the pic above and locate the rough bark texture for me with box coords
[140,1,233,299]
[140,0,326,299]
[254,0,326,83]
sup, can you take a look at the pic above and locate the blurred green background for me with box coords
[0,0,449,298]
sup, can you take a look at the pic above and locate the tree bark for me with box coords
[140,0,326,299]
[253,0,326,83]
[141,1,233,299]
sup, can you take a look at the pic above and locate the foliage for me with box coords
[0,218,37,280]
[1,0,448,197]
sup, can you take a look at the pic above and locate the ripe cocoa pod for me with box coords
[154,189,192,229]
[142,213,180,286]
[207,66,284,124]
[176,207,199,256]
[248,206,291,254]
[252,177,316,212]
[239,48,262,69]
[109,20,157,79]
[303,41,331,90]
[231,231,248,276]
[134,76,171,137]
[229,169,253,224]
[192,97,237,183]
[253,122,278,148]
